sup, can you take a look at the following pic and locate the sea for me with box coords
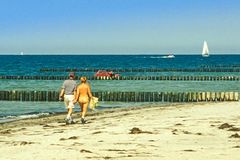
[0,54,240,123]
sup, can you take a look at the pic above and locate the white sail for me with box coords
[202,41,209,57]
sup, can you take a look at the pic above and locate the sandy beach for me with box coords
[1,102,240,160]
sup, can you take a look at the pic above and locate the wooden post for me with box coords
[163,92,167,102]
[224,92,229,101]
[4,91,8,100]
[114,92,121,101]
[26,91,30,101]
[8,90,13,101]
[51,91,57,101]
[106,91,111,101]
[140,92,144,102]
[15,90,20,101]
[220,92,225,101]
[210,92,216,101]
[0,91,3,100]
[41,91,45,101]
[116,92,121,101]
[55,91,58,101]
[167,92,171,102]
[229,92,234,101]
[143,92,147,102]
[97,91,103,101]
[158,92,162,102]
[201,92,206,101]
[206,92,210,101]
[119,91,123,101]
[33,91,37,101]
[192,92,197,102]
[234,92,239,101]
[215,92,221,101]
[154,92,160,102]
[178,92,183,102]
[111,92,116,101]
[126,92,131,102]
[131,92,136,102]
[21,91,24,101]
[181,92,186,102]
[169,92,173,102]
[134,92,139,102]
[174,92,179,102]
[47,91,52,101]
[197,92,201,102]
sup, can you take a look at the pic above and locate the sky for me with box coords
[0,0,240,54]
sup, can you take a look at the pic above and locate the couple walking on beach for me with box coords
[59,72,92,124]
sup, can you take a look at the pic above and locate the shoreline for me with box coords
[0,102,175,128]
[1,102,240,160]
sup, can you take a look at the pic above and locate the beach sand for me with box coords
[1,102,240,160]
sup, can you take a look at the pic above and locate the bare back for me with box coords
[78,84,90,96]
[76,83,92,104]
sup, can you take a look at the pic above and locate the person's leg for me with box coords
[81,103,88,123]
[64,96,70,119]
[64,95,75,124]
[67,96,75,123]
[67,107,73,119]
[81,102,88,118]
[79,102,83,118]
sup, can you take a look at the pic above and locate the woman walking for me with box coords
[74,77,92,124]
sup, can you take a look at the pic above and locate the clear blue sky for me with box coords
[0,0,240,54]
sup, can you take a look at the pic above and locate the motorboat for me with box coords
[161,53,175,59]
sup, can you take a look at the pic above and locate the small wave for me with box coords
[0,112,54,123]
[136,56,160,59]
[18,112,51,119]
[149,56,163,59]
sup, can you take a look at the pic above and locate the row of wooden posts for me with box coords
[0,90,239,102]
[40,68,240,72]
[200,64,240,68]
[0,75,240,81]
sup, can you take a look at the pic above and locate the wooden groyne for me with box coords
[40,68,240,72]
[0,90,238,102]
[201,64,240,68]
[0,75,240,81]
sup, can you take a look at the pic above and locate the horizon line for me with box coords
[0,53,240,55]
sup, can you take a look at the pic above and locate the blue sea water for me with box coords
[0,54,240,122]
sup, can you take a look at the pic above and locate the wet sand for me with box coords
[1,102,240,160]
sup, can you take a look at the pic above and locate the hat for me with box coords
[69,72,75,77]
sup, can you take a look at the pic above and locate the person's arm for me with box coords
[59,88,64,101]
[87,85,93,99]
[74,86,80,103]
[59,81,65,101]
[74,90,77,99]
[73,83,77,101]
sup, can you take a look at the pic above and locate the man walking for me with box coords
[59,72,77,124]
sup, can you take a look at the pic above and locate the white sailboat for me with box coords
[20,52,24,56]
[202,41,209,57]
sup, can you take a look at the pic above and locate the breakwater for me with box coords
[0,75,239,81]
[0,90,238,102]
[40,68,240,72]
